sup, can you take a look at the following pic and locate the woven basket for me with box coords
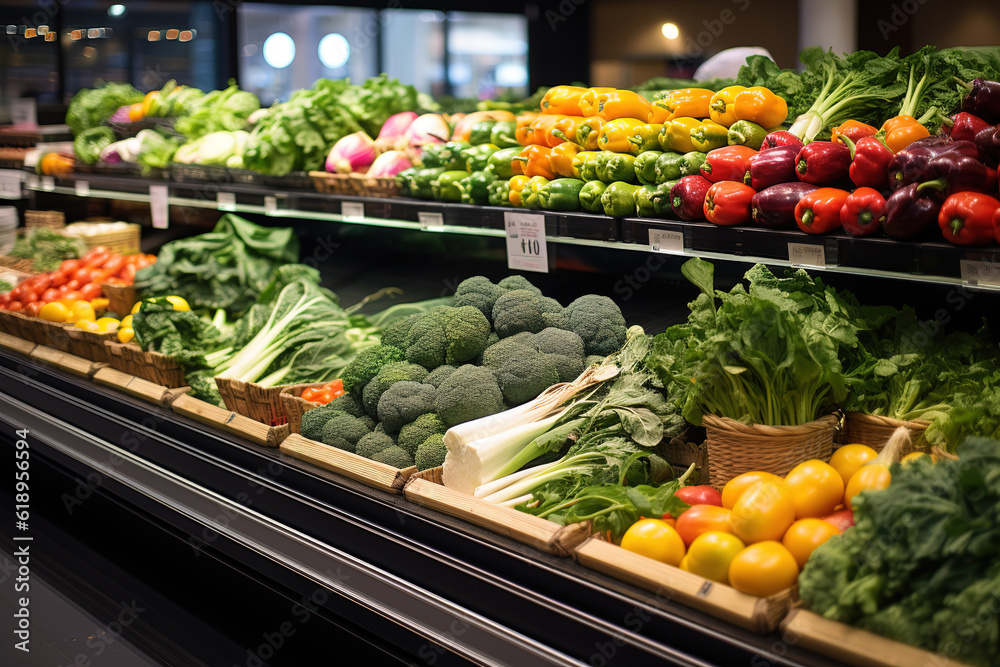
[216,377,308,426]
[840,412,930,453]
[308,171,367,196]
[703,414,839,489]
[62,222,141,255]
[170,162,230,184]
[0,255,38,273]
[361,176,400,198]
[101,282,137,318]
[0,310,74,350]
[63,327,115,363]
[25,210,65,229]
[105,341,187,387]
[409,466,443,484]
[661,431,709,482]
[278,383,328,434]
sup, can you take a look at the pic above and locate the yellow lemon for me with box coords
[120,314,133,329]
[39,302,70,323]
[75,319,100,332]
[117,326,134,343]
[95,317,120,333]
[69,301,96,324]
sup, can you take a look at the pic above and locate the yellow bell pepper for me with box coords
[648,88,715,124]
[598,118,645,154]
[733,87,788,129]
[541,86,612,116]
[575,116,605,151]
[708,85,748,127]
[658,117,701,153]
[571,150,599,179]
[508,175,530,207]
[689,118,730,152]
[549,142,582,178]
[581,89,652,122]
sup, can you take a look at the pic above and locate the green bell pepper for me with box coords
[489,121,519,148]
[469,121,498,146]
[634,150,663,185]
[462,143,500,172]
[634,184,658,217]
[597,152,636,184]
[395,167,417,197]
[538,178,585,212]
[601,181,641,217]
[431,170,471,201]
[727,120,768,150]
[628,124,664,154]
[457,170,497,205]
[572,151,601,181]
[578,180,607,213]
[679,151,708,176]
[422,141,470,170]
[407,167,448,199]
[654,152,685,184]
[486,147,522,179]
[523,176,551,210]
[652,180,679,216]
[487,179,511,206]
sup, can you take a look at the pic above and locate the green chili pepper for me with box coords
[538,178,585,211]
[579,180,607,212]
[600,181,641,217]
[431,170,471,201]
[634,150,663,185]
[461,143,500,172]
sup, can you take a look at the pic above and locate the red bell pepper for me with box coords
[942,112,992,142]
[670,175,713,221]
[796,141,851,185]
[995,205,1000,244]
[840,187,886,237]
[704,181,755,226]
[760,131,804,152]
[794,187,849,234]
[844,136,892,190]
[700,145,758,183]
[938,192,1000,245]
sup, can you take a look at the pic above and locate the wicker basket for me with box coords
[63,327,115,363]
[25,210,65,229]
[840,412,930,453]
[216,377,308,426]
[105,341,187,387]
[170,162,230,184]
[308,171,367,196]
[361,176,400,198]
[62,222,141,255]
[265,171,314,190]
[702,414,839,489]
[0,310,74,350]
[101,282,137,318]
[279,383,328,433]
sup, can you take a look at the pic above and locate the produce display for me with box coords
[7,228,85,272]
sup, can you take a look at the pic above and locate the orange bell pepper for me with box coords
[513,145,556,179]
[550,115,587,147]
[548,142,582,178]
[525,115,563,147]
[515,112,538,146]
[648,88,714,124]
[830,120,878,146]
[540,86,613,116]
[579,89,651,121]
[879,115,930,153]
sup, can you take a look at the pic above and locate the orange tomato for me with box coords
[80,282,102,301]
[781,518,840,568]
[730,480,795,544]
[721,471,786,509]
[828,444,877,486]
[844,464,891,510]
[314,388,333,404]
[301,387,320,402]
[619,519,686,566]
[728,542,800,597]
[675,505,733,546]
[783,459,845,519]
[685,531,745,585]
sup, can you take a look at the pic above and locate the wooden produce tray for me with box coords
[29,345,106,378]
[0,331,36,356]
[279,433,416,495]
[91,366,189,408]
[170,393,289,448]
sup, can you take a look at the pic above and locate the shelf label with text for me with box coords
[150,185,169,229]
[264,196,278,215]
[504,211,549,273]
[40,176,55,192]
[649,229,684,255]
[75,180,90,197]
[217,191,236,211]
[341,202,365,221]
[419,211,444,229]
[960,259,1000,287]
[11,99,37,129]
[788,242,826,268]
[0,170,23,199]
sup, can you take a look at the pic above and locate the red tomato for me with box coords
[314,389,334,404]
[24,302,42,317]
[73,268,95,284]
[50,270,69,288]
[300,388,319,402]
[80,283,102,300]
[822,508,855,533]
[63,290,82,302]
[102,256,125,273]
[675,505,734,546]
[41,288,60,303]
[0,294,9,306]
[84,246,109,260]
[21,290,39,304]
[30,275,52,292]
[84,252,109,268]
[60,259,81,273]
[674,485,724,507]
[65,279,82,292]
[56,284,69,295]
[8,301,22,311]
[120,265,137,282]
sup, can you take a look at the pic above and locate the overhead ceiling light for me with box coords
[108,4,126,17]
[262,32,295,69]
[661,22,679,40]
[318,33,350,69]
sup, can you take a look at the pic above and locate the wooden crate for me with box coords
[0,331,36,356]
[572,538,795,634]
[29,345,105,378]
[279,433,416,494]
[62,222,140,255]
[63,327,115,364]
[101,282,136,317]
[170,393,289,448]
[216,377,313,426]
[780,608,973,667]
[92,366,190,408]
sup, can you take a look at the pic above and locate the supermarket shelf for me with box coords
[24,170,1000,291]
[0,348,843,667]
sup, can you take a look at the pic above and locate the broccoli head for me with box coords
[320,412,371,452]
[564,294,628,356]
[415,433,447,471]
[404,306,491,370]
[534,327,586,382]
[492,290,548,338]
[358,414,376,431]
[362,362,430,416]
[377,381,437,434]
[329,393,365,417]
[424,364,457,388]
[434,364,505,426]
[356,431,395,459]
[538,296,568,329]
[340,345,405,394]
[481,332,536,369]
[498,275,542,295]
[371,445,414,469]
[496,348,560,405]
[380,313,420,350]
[299,403,341,441]
[454,276,503,323]
[397,413,447,456]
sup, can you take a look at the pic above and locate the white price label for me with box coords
[41,176,55,191]
[150,185,169,229]
[341,202,365,220]
[649,229,684,254]
[960,259,1000,287]
[504,211,549,273]
[419,211,444,229]
[0,170,23,199]
[264,196,278,215]
[788,242,826,268]
[217,191,236,211]
[75,180,90,197]
[11,99,37,129]
[24,174,38,190]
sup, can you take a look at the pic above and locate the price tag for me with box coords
[75,180,90,197]
[217,191,236,211]
[419,211,444,229]
[960,259,1000,287]
[0,170,23,199]
[41,176,55,191]
[264,196,278,215]
[150,185,169,229]
[341,202,365,220]
[11,99,37,129]
[649,229,684,254]
[504,211,549,273]
[24,174,38,190]
[788,242,826,268]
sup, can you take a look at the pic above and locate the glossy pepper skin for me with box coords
[795,188,849,234]
[395,167,416,196]
[508,175,530,207]
[994,205,1000,244]
[974,125,1000,168]
[690,119,730,152]
[700,145,758,183]
[541,86,592,116]
[744,144,799,191]
[572,151,601,180]
[840,187,885,237]
[487,179,511,206]
[421,142,470,170]
[462,144,500,172]
[513,145,556,179]
[634,151,663,185]
[733,87,788,128]
[887,136,978,189]
[575,117,605,151]
[514,112,538,146]
[795,141,851,185]
[882,182,946,239]
[489,121,520,148]
[941,112,991,143]
[407,167,447,199]
[525,115,564,147]
[486,147,524,179]
[923,153,999,195]
[654,152,685,184]
[708,86,747,127]
[727,120,768,150]
[879,115,931,153]
[628,124,665,154]
[751,182,817,229]
[652,180,679,216]
[431,170,471,201]
[549,116,588,147]
[585,89,652,122]
[457,170,497,205]
[937,192,1000,245]
[578,180,608,212]
[634,184,659,217]
[469,121,498,146]
[523,176,551,210]
[961,79,1000,124]
[671,175,713,221]
[549,142,582,178]
[600,181,641,217]
[599,118,645,154]
[597,153,637,184]
[842,136,892,189]
[648,88,714,123]
[679,151,708,176]
[538,178,585,212]
[704,181,755,226]
[760,131,804,152]
[830,120,877,146]
[659,118,700,153]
